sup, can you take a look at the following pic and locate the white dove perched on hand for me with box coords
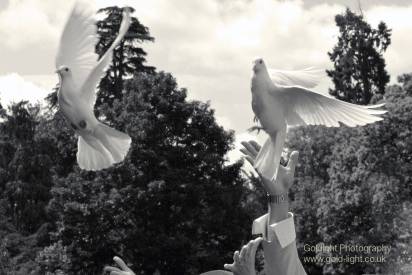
[55,1,132,171]
[251,58,386,181]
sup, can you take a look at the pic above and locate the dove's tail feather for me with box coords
[254,130,286,181]
[77,123,131,171]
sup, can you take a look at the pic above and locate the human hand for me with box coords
[224,237,263,275]
[240,140,299,195]
[104,256,135,275]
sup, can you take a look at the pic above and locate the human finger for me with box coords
[240,148,254,160]
[241,141,259,157]
[244,239,254,260]
[244,156,254,166]
[287,151,299,175]
[239,244,248,261]
[233,250,240,263]
[249,237,263,257]
[104,266,122,274]
[249,140,261,153]
[113,256,130,271]
[224,263,236,273]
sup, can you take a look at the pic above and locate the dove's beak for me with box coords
[55,68,60,73]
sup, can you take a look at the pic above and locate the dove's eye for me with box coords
[78,120,87,129]
[65,68,69,72]
[259,60,263,64]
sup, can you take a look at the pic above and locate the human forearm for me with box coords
[241,141,306,274]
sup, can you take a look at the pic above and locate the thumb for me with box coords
[287,151,299,175]
[224,263,237,273]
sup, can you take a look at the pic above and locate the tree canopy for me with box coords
[96,6,155,108]
[45,72,254,274]
[327,8,391,105]
[285,9,411,272]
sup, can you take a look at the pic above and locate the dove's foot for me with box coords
[247,126,265,134]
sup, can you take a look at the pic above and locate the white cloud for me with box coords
[0,0,68,50]
[365,5,412,80]
[0,73,52,107]
[0,0,72,74]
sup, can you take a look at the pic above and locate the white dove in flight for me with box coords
[251,58,386,181]
[55,1,132,171]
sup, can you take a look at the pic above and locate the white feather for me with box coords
[77,123,131,171]
[268,67,324,88]
[80,8,132,107]
[279,86,386,127]
[56,1,99,90]
[77,135,114,171]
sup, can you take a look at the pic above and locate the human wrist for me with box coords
[267,192,288,203]
[267,193,289,223]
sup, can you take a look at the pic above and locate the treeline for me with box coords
[0,7,411,275]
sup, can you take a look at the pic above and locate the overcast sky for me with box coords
[0,0,411,162]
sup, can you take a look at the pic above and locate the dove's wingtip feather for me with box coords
[365,102,386,109]
[73,0,96,12]
[282,86,388,129]
[56,0,99,86]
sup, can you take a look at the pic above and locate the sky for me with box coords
[0,0,411,163]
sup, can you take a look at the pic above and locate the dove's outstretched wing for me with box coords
[277,86,387,127]
[268,67,324,88]
[80,8,131,107]
[56,1,99,90]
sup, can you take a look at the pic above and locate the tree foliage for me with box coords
[327,8,391,104]
[285,9,412,275]
[0,102,52,234]
[96,6,155,108]
[288,73,412,275]
[46,72,253,274]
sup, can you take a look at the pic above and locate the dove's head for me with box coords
[55,66,71,79]
[253,58,266,73]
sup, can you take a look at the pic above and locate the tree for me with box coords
[285,126,338,275]
[47,72,254,274]
[0,100,5,118]
[287,75,412,274]
[0,101,57,274]
[0,102,52,234]
[327,8,391,105]
[96,6,155,108]
[317,76,412,274]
